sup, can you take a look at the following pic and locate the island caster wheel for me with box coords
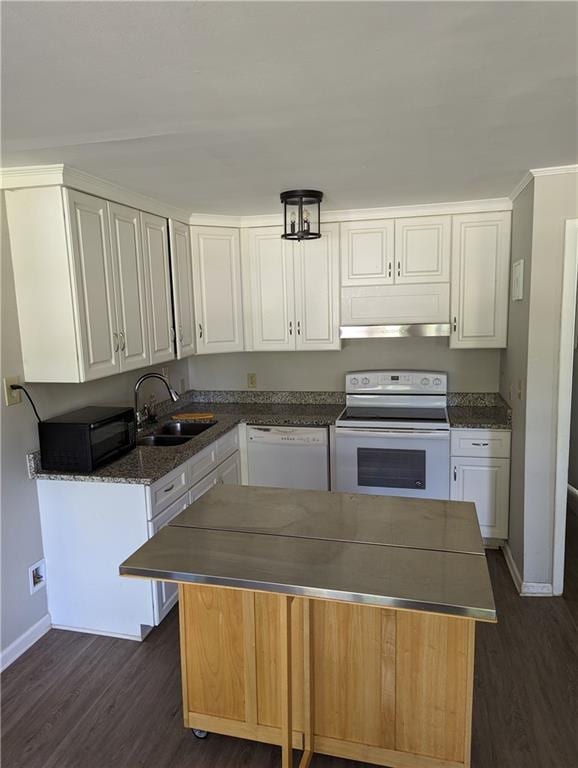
[192,729,209,739]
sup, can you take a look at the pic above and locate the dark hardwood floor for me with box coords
[2,518,578,768]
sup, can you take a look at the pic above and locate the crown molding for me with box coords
[2,163,512,228]
[509,164,578,202]
[1,164,191,223]
[228,197,512,230]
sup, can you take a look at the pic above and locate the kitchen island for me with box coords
[120,485,496,768]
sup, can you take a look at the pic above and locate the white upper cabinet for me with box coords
[450,212,511,348]
[394,216,451,284]
[191,227,244,354]
[65,189,120,380]
[108,202,150,372]
[169,220,196,359]
[243,227,295,351]
[141,212,175,364]
[243,225,340,351]
[340,220,394,286]
[294,224,340,350]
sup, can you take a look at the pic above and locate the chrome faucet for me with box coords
[134,373,180,429]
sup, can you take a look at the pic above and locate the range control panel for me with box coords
[345,371,447,394]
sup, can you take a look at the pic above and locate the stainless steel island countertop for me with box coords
[120,485,496,622]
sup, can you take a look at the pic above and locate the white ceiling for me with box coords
[2,1,577,214]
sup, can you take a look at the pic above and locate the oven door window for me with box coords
[357,447,426,490]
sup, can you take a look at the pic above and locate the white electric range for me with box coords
[333,370,450,499]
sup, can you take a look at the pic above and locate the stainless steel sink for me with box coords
[137,434,192,447]
[156,420,217,437]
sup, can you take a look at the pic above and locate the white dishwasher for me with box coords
[247,426,329,491]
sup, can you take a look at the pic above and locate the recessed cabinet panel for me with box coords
[192,227,244,354]
[66,189,119,380]
[170,220,196,359]
[141,212,174,364]
[341,284,450,325]
[294,224,340,350]
[246,228,295,351]
[341,220,394,286]
[395,216,451,284]
[451,457,510,538]
[450,212,511,349]
[108,202,149,371]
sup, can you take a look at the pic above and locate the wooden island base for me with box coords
[178,584,476,768]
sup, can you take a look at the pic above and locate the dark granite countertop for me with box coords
[31,402,344,486]
[30,390,511,485]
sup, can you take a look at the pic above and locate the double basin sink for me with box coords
[137,420,217,447]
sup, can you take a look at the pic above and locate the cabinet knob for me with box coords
[453,466,457,481]
[119,330,126,351]
[452,316,457,332]
[113,332,119,352]
[297,320,301,336]
[198,323,203,339]
[289,321,293,336]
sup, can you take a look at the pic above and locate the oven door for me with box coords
[333,428,450,500]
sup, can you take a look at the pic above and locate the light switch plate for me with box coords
[3,376,22,406]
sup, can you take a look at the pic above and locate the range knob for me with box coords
[351,377,359,385]
[433,377,442,386]
[421,377,430,386]
[362,377,370,385]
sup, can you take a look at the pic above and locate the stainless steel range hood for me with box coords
[339,323,451,339]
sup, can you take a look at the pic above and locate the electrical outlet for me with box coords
[247,373,257,389]
[180,378,186,394]
[29,559,46,594]
[517,379,523,401]
[3,376,22,406]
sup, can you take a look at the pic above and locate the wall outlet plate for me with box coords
[3,376,22,406]
[29,559,46,594]
[512,259,524,301]
[247,373,257,389]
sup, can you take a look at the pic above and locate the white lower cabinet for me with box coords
[450,429,511,540]
[37,428,241,640]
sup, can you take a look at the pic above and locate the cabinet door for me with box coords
[450,212,511,348]
[294,224,340,350]
[245,227,295,351]
[192,227,244,354]
[108,202,150,371]
[169,220,196,358]
[340,220,394,286]
[141,212,175,364]
[217,451,242,486]
[451,457,510,539]
[65,189,119,380]
[150,491,190,624]
[394,216,451,284]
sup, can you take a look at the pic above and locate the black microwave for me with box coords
[39,406,136,473]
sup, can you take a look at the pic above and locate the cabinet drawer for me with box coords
[216,427,239,463]
[189,443,218,486]
[149,464,189,519]
[451,429,511,458]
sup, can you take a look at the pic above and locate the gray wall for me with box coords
[0,194,190,656]
[188,338,501,393]
[500,180,534,576]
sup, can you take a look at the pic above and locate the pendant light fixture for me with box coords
[280,190,323,241]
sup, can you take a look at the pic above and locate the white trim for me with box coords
[502,542,523,593]
[553,219,578,595]
[189,212,242,228]
[509,171,533,202]
[531,164,578,178]
[509,164,578,202]
[0,613,51,671]
[236,197,512,229]
[0,164,191,223]
[502,544,554,596]
[51,623,146,642]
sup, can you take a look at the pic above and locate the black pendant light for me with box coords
[280,190,323,241]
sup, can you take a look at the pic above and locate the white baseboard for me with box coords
[51,623,147,642]
[0,613,51,672]
[502,544,554,596]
